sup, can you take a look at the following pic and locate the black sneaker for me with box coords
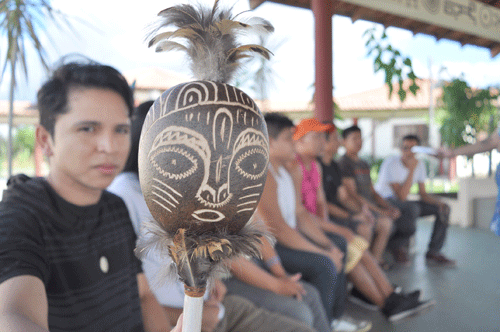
[348,288,379,311]
[382,292,435,322]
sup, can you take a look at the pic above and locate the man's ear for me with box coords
[36,125,54,157]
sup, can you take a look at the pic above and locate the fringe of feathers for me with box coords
[135,215,273,289]
[147,0,274,83]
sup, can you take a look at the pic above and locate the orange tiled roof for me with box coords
[0,100,37,117]
[335,78,439,112]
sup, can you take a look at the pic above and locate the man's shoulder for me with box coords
[381,155,401,168]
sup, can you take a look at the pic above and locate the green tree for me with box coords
[13,125,35,157]
[363,26,419,102]
[438,78,499,175]
[0,0,72,176]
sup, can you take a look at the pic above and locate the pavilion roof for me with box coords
[249,0,500,57]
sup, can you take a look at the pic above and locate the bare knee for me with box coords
[376,217,393,235]
[357,223,373,242]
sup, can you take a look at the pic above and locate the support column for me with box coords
[312,0,333,123]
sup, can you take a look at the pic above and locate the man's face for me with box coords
[271,127,295,162]
[47,88,131,191]
[324,130,341,155]
[401,139,418,159]
[343,130,362,154]
[299,131,324,157]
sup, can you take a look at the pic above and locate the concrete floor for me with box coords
[344,219,500,332]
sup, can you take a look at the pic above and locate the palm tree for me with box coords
[250,35,287,110]
[0,0,71,177]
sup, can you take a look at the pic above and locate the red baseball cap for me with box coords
[293,118,331,140]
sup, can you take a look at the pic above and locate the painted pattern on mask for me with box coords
[139,81,269,233]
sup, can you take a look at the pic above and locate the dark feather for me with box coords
[135,215,272,289]
[147,1,274,82]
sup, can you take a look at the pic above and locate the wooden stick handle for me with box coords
[182,292,204,332]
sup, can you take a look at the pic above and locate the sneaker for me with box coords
[382,292,436,322]
[331,316,372,332]
[426,252,456,267]
[348,288,379,311]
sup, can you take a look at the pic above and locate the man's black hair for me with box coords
[264,112,295,139]
[341,125,361,140]
[122,100,154,174]
[37,60,134,136]
[402,134,421,145]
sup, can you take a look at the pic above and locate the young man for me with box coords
[108,102,315,332]
[319,124,374,242]
[291,118,433,322]
[260,114,375,331]
[375,135,456,266]
[338,125,396,265]
[0,62,177,332]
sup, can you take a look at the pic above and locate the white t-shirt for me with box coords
[374,155,427,199]
[268,165,297,229]
[108,172,211,309]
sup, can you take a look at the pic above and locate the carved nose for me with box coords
[200,183,229,204]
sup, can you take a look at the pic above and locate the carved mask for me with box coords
[139,81,269,234]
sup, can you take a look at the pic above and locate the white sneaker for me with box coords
[331,316,372,332]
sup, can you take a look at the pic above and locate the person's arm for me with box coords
[290,166,336,250]
[137,273,172,332]
[257,170,330,255]
[370,186,401,219]
[290,166,344,269]
[315,165,356,242]
[448,131,500,157]
[389,158,418,201]
[327,201,351,219]
[315,162,329,222]
[230,256,306,300]
[0,275,49,332]
[342,176,385,214]
[260,237,287,278]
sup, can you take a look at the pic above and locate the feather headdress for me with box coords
[147,0,274,83]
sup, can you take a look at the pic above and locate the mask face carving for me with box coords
[139,81,269,234]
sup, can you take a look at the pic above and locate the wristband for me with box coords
[264,255,281,269]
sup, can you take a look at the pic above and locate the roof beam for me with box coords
[249,0,266,9]
[350,6,371,22]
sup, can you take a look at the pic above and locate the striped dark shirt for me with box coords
[0,176,144,331]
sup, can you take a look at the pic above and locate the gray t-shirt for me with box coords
[338,155,374,201]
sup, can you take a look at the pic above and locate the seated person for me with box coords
[375,135,455,266]
[318,124,374,243]
[227,236,335,332]
[259,114,375,331]
[260,114,431,323]
[291,118,433,321]
[108,101,315,332]
[0,62,175,331]
[338,125,398,264]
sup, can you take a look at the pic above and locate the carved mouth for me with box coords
[191,209,225,222]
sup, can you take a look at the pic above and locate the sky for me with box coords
[1,0,500,104]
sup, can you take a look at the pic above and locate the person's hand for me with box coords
[326,245,344,271]
[389,206,401,219]
[274,273,307,301]
[171,314,183,332]
[202,303,222,332]
[206,278,226,306]
[406,157,419,171]
[361,204,376,224]
[436,147,454,159]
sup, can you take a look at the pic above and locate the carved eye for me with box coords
[150,146,198,180]
[235,147,268,180]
